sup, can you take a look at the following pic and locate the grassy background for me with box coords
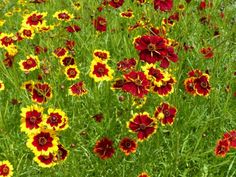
[0,0,236,176]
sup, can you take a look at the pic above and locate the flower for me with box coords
[93,137,115,160]
[21,80,34,92]
[127,112,157,141]
[68,81,88,97]
[200,47,214,59]
[92,113,104,122]
[120,9,134,18]
[0,33,14,49]
[184,77,197,96]
[27,129,59,155]
[72,2,81,10]
[89,60,114,82]
[53,47,68,58]
[55,144,69,162]
[20,105,44,134]
[135,0,146,5]
[0,80,5,91]
[31,82,52,104]
[122,71,150,98]
[53,10,74,22]
[109,0,124,8]
[22,11,47,28]
[159,46,178,69]
[64,65,80,80]
[188,69,203,78]
[60,55,76,66]
[66,25,81,33]
[134,35,167,64]
[19,55,40,72]
[93,49,110,62]
[154,102,177,125]
[19,27,35,39]
[194,74,211,96]
[43,108,68,131]
[214,139,230,157]
[152,76,176,96]
[33,153,56,168]
[93,16,107,32]
[138,172,150,177]
[223,130,236,149]
[119,137,137,155]
[117,58,136,73]
[154,0,173,12]
[0,160,13,177]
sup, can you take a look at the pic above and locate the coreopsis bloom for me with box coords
[72,2,81,10]
[93,16,107,32]
[188,69,203,78]
[19,27,35,39]
[93,49,110,62]
[89,60,114,82]
[184,77,197,96]
[0,33,15,49]
[66,25,81,33]
[154,102,177,125]
[58,116,69,131]
[119,137,137,156]
[152,76,176,96]
[138,172,150,177]
[154,0,173,12]
[3,52,15,68]
[214,139,230,157]
[0,160,13,177]
[43,108,68,131]
[33,153,56,168]
[19,55,40,72]
[93,137,115,160]
[223,130,236,148]
[65,40,76,51]
[21,80,34,92]
[64,65,80,80]
[127,112,157,141]
[194,74,211,96]
[134,35,167,64]
[34,45,47,55]
[111,79,126,90]
[109,0,124,8]
[0,80,5,91]
[27,129,59,155]
[55,144,69,162]
[31,82,52,104]
[53,10,74,22]
[22,11,47,28]
[60,55,76,66]
[136,0,146,5]
[20,105,44,134]
[120,9,134,18]
[122,71,150,98]
[200,47,214,59]
[68,81,88,97]
[53,47,68,58]
[117,58,136,73]
[159,46,178,69]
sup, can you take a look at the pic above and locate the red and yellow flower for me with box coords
[20,105,44,134]
[93,49,110,62]
[214,139,230,157]
[93,16,107,32]
[53,10,74,22]
[0,160,13,177]
[55,144,69,162]
[22,11,47,28]
[120,9,134,18]
[64,66,80,80]
[19,27,35,39]
[109,0,124,8]
[68,81,88,97]
[27,129,59,155]
[93,137,115,160]
[19,55,40,72]
[127,112,157,141]
[154,0,173,12]
[154,102,177,126]
[194,74,211,96]
[53,47,68,58]
[89,60,114,82]
[21,80,34,93]
[0,33,15,49]
[33,153,56,168]
[31,82,52,104]
[119,137,137,156]
[138,172,150,177]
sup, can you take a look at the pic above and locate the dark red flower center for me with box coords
[50,116,58,123]
[2,166,9,174]
[58,13,70,19]
[200,81,208,88]
[69,69,76,76]
[99,20,106,26]
[163,110,170,117]
[31,15,40,22]
[23,30,32,36]
[3,37,12,43]
[98,67,105,74]
[135,78,143,86]
[39,137,47,146]
[147,43,156,52]
[29,116,37,123]
[124,141,131,148]
[27,59,33,65]
[139,124,146,130]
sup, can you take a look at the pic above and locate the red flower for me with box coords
[32,82,52,104]
[111,79,126,90]
[223,130,236,148]
[93,137,115,160]
[117,58,136,72]
[159,46,178,68]
[154,0,173,12]
[53,47,68,58]
[200,47,214,59]
[152,77,176,96]
[199,1,206,10]
[60,56,75,66]
[92,113,104,122]
[56,144,69,161]
[119,137,137,155]
[184,77,197,96]
[109,0,124,8]
[26,14,44,26]
[34,45,47,55]
[154,102,177,125]
[0,35,14,47]
[127,112,157,141]
[122,71,150,98]
[65,40,76,51]
[138,172,150,177]
[188,69,203,77]
[194,74,211,96]
[69,81,87,97]
[66,25,81,33]
[134,35,167,64]
[3,52,15,68]
[93,16,107,32]
[214,139,230,157]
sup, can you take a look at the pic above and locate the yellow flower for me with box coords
[93,49,110,62]
[22,11,47,29]
[0,80,5,91]
[33,153,57,168]
[19,27,35,39]
[0,160,14,177]
[64,65,80,80]
[53,10,74,22]
[19,55,40,72]
[0,33,15,49]
[6,45,18,56]
[72,1,81,10]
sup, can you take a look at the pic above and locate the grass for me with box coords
[0,0,235,176]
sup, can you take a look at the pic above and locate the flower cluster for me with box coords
[184,69,211,96]
[214,130,236,157]
[0,160,13,177]
[20,105,69,167]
